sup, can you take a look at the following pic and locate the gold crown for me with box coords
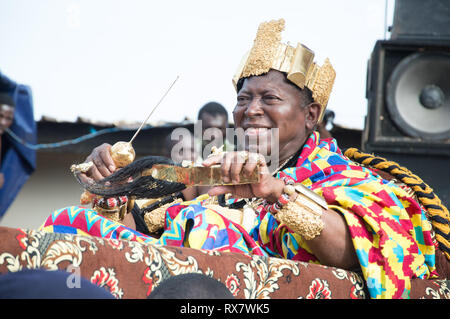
[232,19,336,122]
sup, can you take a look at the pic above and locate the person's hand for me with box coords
[0,173,4,189]
[82,143,117,182]
[202,151,285,203]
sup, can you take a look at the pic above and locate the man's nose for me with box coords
[245,98,264,117]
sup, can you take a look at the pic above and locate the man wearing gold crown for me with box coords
[41,19,444,299]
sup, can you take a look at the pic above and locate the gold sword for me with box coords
[71,75,260,187]
[107,75,260,186]
[143,164,260,186]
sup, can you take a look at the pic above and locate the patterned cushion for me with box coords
[0,226,448,299]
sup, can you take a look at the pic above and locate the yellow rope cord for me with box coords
[344,148,450,261]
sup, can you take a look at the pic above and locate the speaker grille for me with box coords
[386,52,450,140]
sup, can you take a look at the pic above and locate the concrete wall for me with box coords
[0,152,88,230]
[0,124,178,230]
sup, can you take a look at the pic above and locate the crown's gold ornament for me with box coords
[232,18,336,122]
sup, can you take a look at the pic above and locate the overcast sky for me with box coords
[0,0,394,129]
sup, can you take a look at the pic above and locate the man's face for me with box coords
[233,69,315,158]
[0,104,14,135]
[199,113,228,148]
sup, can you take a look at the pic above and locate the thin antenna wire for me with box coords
[129,75,180,144]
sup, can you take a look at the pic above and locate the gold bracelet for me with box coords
[276,184,326,240]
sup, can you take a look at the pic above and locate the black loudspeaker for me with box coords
[390,0,450,41]
[363,40,450,155]
[362,0,450,207]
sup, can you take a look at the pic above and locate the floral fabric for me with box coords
[1,226,448,299]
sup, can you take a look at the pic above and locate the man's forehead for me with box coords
[241,70,287,87]
[239,70,302,99]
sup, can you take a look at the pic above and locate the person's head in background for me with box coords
[197,102,229,150]
[0,93,15,135]
[148,273,235,299]
[164,129,197,164]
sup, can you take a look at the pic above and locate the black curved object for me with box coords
[74,155,186,199]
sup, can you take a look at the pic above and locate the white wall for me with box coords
[0,152,88,230]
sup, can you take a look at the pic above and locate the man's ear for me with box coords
[305,102,322,131]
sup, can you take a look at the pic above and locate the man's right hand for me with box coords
[83,143,117,181]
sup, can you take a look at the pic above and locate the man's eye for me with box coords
[263,95,280,102]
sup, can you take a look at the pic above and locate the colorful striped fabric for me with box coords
[40,131,438,298]
[40,206,156,244]
[251,131,438,298]
[40,195,267,257]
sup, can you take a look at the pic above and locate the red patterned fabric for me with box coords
[0,226,448,299]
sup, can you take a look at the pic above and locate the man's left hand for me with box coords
[202,151,284,203]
